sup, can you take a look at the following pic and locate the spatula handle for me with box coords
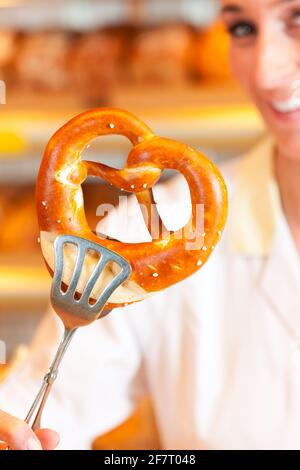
[24,327,76,431]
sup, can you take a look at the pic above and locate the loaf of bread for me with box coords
[13,31,71,91]
[68,30,123,99]
[0,30,17,82]
[129,24,194,84]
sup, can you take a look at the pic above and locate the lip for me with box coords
[267,101,300,124]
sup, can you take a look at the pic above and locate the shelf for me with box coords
[0,84,265,183]
[0,0,218,30]
[0,83,266,303]
[0,265,50,301]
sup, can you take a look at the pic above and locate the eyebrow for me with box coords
[221,4,242,14]
[221,0,297,14]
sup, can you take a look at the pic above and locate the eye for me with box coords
[291,9,300,26]
[227,21,256,38]
[285,9,300,35]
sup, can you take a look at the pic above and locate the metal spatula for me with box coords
[24,234,131,431]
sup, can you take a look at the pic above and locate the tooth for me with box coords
[272,97,300,113]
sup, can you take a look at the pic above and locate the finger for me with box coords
[35,429,60,450]
[0,441,8,450]
[0,410,42,450]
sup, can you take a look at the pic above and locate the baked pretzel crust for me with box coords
[36,108,228,308]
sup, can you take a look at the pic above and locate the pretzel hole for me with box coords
[151,171,191,233]
[81,135,134,236]
[81,135,132,170]
[92,172,192,243]
[95,195,152,243]
[82,180,125,238]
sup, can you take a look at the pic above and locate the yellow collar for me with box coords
[229,136,282,256]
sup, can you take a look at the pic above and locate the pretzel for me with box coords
[36,108,227,309]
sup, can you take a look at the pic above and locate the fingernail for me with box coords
[26,438,42,450]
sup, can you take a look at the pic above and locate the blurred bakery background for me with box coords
[0,0,264,377]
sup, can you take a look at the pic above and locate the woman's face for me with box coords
[221,0,300,159]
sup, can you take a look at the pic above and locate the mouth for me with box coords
[267,96,300,122]
[272,96,300,113]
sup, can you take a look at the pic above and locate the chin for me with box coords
[271,131,300,162]
[258,110,300,162]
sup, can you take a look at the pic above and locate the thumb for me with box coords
[35,428,60,450]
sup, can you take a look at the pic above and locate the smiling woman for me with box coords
[222,0,300,149]
[220,0,300,252]
[4,0,300,452]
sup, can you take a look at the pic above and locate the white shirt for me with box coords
[1,137,300,450]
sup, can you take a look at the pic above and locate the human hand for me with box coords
[0,409,59,450]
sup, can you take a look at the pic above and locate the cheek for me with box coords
[229,44,255,94]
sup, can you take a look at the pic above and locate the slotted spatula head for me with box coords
[50,234,132,329]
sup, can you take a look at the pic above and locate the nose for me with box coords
[253,27,298,91]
